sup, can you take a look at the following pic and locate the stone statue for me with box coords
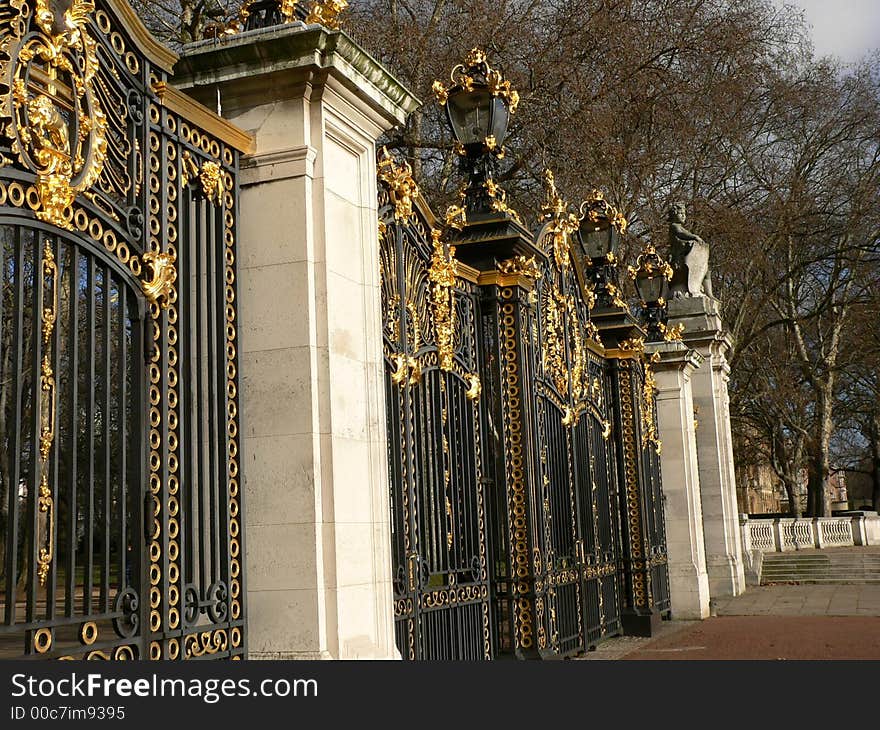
[667,202,713,299]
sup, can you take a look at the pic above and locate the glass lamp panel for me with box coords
[448,89,493,145]
[636,273,665,303]
[583,227,619,260]
[488,96,510,145]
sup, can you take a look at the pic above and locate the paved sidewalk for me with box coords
[713,583,880,616]
[580,581,880,659]
[620,616,880,659]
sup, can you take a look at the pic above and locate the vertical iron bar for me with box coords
[131,287,147,656]
[47,237,60,622]
[84,256,95,615]
[118,285,127,593]
[207,198,221,588]
[27,231,44,624]
[181,191,194,592]
[65,245,79,616]
[102,265,111,611]
[196,197,208,593]
[4,228,24,627]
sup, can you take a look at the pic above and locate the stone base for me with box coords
[621,609,663,637]
[668,565,712,619]
[706,555,746,597]
[248,650,335,660]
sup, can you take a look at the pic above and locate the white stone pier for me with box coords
[174,27,419,658]
[647,340,711,618]
[668,296,746,597]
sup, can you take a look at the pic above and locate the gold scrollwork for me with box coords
[658,320,685,342]
[484,178,522,224]
[433,48,519,115]
[199,161,223,205]
[141,249,177,309]
[541,169,581,271]
[428,228,458,371]
[465,372,481,401]
[579,187,627,234]
[36,240,57,586]
[642,353,662,454]
[498,255,542,282]
[181,152,224,205]
[305,0,348,28]
[407,552,419,592]
[212,0,347,37]
[185,630,229,658]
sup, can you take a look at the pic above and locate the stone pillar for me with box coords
[646,340,710,619]
[173,26,419,658]
[668,296,745,597]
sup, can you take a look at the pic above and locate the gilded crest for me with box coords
[0,0,108,228]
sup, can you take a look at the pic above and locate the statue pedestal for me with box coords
[668,296,746,597]
[646,340,711,618]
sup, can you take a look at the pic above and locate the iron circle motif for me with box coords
[0,0,109,229]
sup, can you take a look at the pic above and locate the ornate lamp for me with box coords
[579,190,628,309]
[434,49,519,218]
[628,243,673,341]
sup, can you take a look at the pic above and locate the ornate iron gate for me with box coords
[377,154,646,659]
[0,0,247,659]
[483,180,622,659]
[612,350,670,623]
[378,153,491,660]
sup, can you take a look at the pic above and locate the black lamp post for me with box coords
[579,191,628,309]
[629,243,673,342]
[433,49,519,218]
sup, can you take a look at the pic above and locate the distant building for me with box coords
[736,463,787,515]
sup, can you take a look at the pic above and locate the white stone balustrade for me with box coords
[815,518,854,548]
[741,514,880,552]
[743,519,776,553]
[778,518,815,551]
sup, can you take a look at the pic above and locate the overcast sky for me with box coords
[786,0,880,62]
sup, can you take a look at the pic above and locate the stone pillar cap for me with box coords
[173,24,420,128]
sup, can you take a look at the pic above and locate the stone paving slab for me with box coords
[714,583,880,616]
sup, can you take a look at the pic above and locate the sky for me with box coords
[786,0,880,62]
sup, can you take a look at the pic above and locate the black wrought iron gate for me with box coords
[375,154,669,660]
[0,0,247,659]
[379,155,491,660]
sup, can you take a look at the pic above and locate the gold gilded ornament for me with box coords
[378,147,419,221]
[141,250,177,310]
[0,0,108,228]
[428,228,458,371]
[199,161,224,205]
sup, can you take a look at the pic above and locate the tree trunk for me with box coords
[871,411,880,513]
[811,386,836,517]
[783,479,800,517]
